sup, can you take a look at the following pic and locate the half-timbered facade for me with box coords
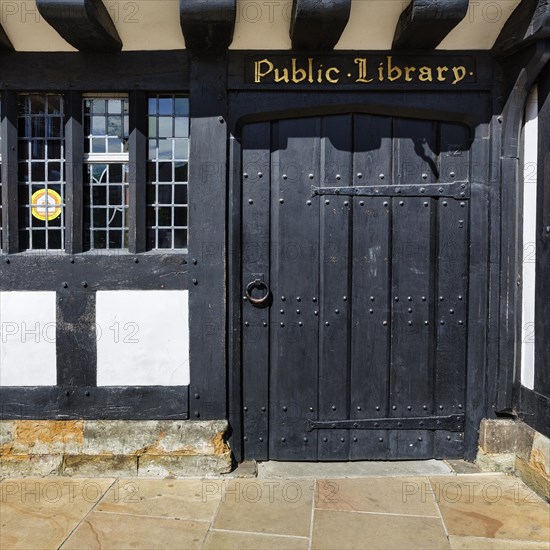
[0,0,548,471]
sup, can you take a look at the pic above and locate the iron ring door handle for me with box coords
[246,278,270,306]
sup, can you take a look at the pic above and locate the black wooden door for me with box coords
[241,113,470,460]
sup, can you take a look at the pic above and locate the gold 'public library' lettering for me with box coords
[254,56,473,85]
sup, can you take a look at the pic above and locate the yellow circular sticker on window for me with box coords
[31,189,62,221]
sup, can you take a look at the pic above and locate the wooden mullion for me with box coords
[1,90,19,253]
[128,90,147,254]
[65,90,84,254]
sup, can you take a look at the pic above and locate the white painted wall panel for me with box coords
[521,86,538,390]
[0,291,57,386]
[96,290,190,386]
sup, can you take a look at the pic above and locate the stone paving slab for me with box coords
[1,473,548,549]
[257,459,454,478]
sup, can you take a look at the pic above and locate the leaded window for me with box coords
[147,95,189,250]
[83,96,130,250]
[17,93,65,250]
[1,91,190,255]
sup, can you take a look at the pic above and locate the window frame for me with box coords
[1,89,190,256]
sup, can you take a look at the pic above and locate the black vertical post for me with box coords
[128,90,147,254]
[535,64,550,398]
[1,90,19,253]
[188,52,228,420]
[464,120,492,461]
[56,290,97,387]
[65,90,84,254]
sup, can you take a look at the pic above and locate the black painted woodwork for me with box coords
[180,0,236,50]
[0,387,189,420]
[0,25,14,51]
[65,91,84,255]
[535,64,550,402]
[0,46,547,459]
[239,112,473,460]
[0,91,18,253]
[519,387,550,438]
[36,0,122,51]
[392,0,469,50]
[227,85,493,462]
[491,42,550,415]
[0,52,189,91]
[231,52,491,92]
[313,181,470,198]
[290,0,351,50]
[0,255,187,291]
[187,53,228,420]
[307,414,465,431]
[57,291,97,387]
[0,56,191,422]
[493,0,550,55]
[128,91,147,254]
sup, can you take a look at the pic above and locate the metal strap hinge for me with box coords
[312,181,470,199]
[305,414,465,432]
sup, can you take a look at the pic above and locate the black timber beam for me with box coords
[392,0,468,50]
[180,0,236,50]
[290,0,351,50]
[493,0,550,56]
[0,24,14,51]
[36,0,122,51]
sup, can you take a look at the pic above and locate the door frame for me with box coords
[227,74,497,462]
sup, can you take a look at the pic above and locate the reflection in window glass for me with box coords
[17,93,65,251]
[84,163,129,250]
[147,95,189,250]
[83,96,129,250]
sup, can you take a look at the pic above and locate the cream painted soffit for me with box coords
[0,0,76,51]
[0,0,519,52]
[438,0,522,49]
[0,0,185,51]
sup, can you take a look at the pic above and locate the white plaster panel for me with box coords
[0,291,57,386]
[230,0,292,50]
[438,0,520,50]
[96,290,190,386]
[1,0,76,51]
[521,86,538,391]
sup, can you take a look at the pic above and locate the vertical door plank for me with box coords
[434,122,470,457]
[390,118,437,459]
[269,117,320,460]
[242,122,271,460]
[318,115,352,460]
[350,114,393,459]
